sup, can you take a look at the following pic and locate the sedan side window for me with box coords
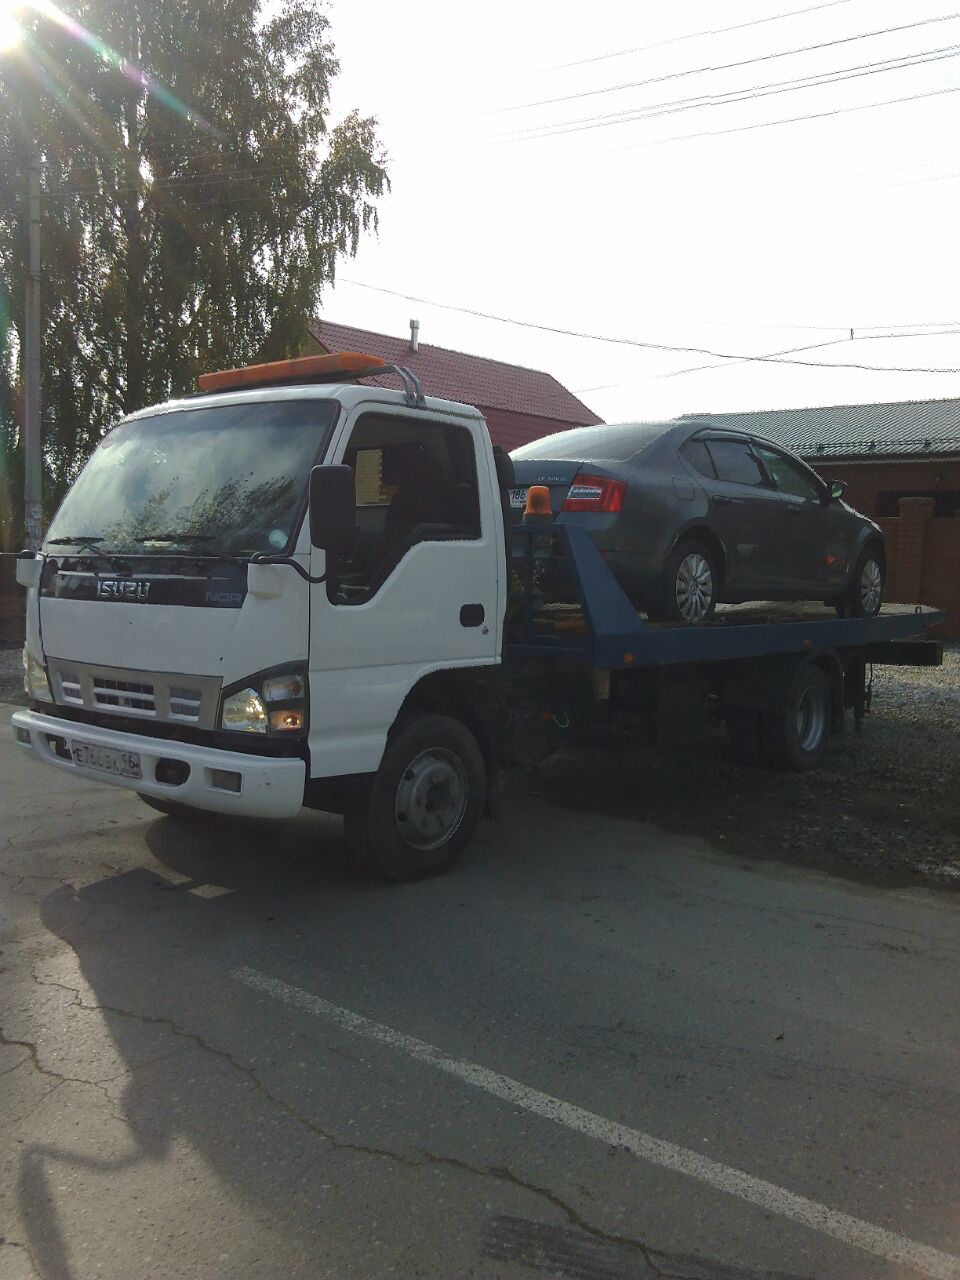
[680,438,717,478]
[755,446,823,501]
[705,439,766,487]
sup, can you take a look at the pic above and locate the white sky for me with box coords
[321,0,960,424]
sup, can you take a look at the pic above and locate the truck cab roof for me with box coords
[121,380,487,426]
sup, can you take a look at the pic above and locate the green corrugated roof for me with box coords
[681,397,960,460]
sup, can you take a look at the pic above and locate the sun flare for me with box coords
[0,1,23,52]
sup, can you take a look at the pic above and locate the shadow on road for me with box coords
[19,809,384,1280]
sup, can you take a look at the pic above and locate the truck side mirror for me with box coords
[309,465,356,553]
[827,479,847,502]
[15,550,42,589]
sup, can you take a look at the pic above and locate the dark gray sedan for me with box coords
[510,421,885,624]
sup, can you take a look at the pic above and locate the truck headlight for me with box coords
[220,688,267,734]
[218,665,307,735]
[23,648,53,703]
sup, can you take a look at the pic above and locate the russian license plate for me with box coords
[70,740,142,779]
[509,487,528,510]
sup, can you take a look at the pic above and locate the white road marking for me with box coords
[232,963,960,1280]
[188,884,234,898]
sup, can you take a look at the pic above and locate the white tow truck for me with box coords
[12,351,944,880]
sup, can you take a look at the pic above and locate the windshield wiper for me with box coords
[133,533,244,566]
[46,536,129,571]
[48,535,105,549]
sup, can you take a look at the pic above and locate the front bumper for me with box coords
[12,709,305,819]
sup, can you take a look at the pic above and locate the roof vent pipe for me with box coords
[409,318,420,353]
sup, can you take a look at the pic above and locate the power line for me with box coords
[493,43,960,144]
[337,280,960,374]
[655,329,960,380]
[498,11,960,116]
[596,81,960,156]
[544,0,856,72]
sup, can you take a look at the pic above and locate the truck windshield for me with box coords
[45,399,340,558]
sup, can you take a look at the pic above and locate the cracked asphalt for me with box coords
[2,704,960,1280]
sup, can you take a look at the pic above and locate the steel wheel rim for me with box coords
[675,552,714,622]
[860,559,882,615]
[796,685,827,752]
[395,749,468,851]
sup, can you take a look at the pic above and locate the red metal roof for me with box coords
[309,319,602,429]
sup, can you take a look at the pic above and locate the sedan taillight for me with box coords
[562,475,626,513]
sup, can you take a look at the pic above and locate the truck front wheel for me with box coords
[344,713,487,881]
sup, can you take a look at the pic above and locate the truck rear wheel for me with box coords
[762,663,831,771]
[344,713,487,882]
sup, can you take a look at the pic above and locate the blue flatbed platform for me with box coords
[506,526,946,671]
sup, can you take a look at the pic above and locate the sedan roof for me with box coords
[511,421,676,462]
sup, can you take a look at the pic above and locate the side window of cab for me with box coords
[333,414,481,604]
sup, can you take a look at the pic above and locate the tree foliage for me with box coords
[0,0,387,546]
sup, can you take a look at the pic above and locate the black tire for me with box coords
[647,538,719,625]
[762,664,831,772]
[835,547,884,618]
[138,793,200,819]
[650,535,716,624]
[724,709,765,766]
[344,713,487,882]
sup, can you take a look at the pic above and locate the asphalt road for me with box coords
[2,703,959,1280]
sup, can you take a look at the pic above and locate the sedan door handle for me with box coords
[710,496,734,507]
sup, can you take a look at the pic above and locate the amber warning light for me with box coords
[523,486,552,522]
[197,351,386,394]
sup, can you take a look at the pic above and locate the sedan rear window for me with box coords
[511,422,670,462]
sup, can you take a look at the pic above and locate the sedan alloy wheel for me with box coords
[859,557,883,616]
[675,551,715,623]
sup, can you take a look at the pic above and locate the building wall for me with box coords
[479,405,573,452]
[874,498,960,638]
[805,456,960,518]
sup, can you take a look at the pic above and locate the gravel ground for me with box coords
[3,643,957,887]
[505,644,960,889]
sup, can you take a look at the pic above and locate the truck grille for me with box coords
[46,659,220,729]
[93,676,157,715]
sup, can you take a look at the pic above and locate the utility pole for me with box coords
[23,153,42,549]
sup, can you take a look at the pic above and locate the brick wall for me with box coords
[808,457,960,517]
[876,497,959,637]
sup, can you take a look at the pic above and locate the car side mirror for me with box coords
[827,479,847,503]
[309,465,356,552]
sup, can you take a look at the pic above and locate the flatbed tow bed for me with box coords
[502,524,945,770]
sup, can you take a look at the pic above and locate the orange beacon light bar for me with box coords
[197,351,387,394]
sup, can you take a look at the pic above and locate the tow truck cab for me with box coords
[13,353,509,877]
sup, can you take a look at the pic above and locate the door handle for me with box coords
[711,496,734,506]
[460,603,485,627]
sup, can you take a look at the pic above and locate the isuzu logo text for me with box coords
[96,579,151,601]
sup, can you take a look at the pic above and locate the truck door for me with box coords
[306,407,503,778]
